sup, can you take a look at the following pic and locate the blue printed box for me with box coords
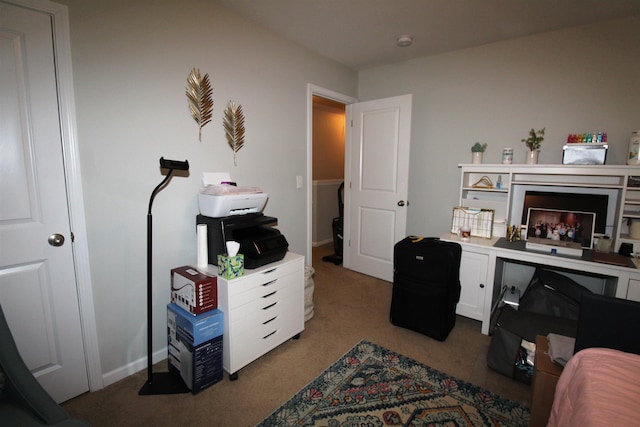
[167,303,223,346]
[217,254,244,279]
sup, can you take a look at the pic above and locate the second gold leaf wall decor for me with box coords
[185,68,213,141]
[223,100,245,166]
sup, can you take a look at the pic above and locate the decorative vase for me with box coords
[525,150,539,164]
[472,152,483,164]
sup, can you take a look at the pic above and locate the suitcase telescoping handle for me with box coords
[407,236,439,243]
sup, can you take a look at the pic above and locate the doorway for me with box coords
[307,87,412,281]
[312,95,345,257]
[306,85,356,265]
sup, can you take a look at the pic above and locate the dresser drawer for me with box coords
[230,288,300,334]
[225,293,303,373]
[228,279,298,323]
[232,298,296,339]
[225,258,302,297]
[228,269,300,310]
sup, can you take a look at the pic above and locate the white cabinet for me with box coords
[617,177,640,252]
[628,279,640,302]
[459,165,512,204]
[457,249,488,321]
[458,164,635,250]
[458,164,512,237]
[215,252,304,379]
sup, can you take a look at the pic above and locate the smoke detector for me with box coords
[396,35,414,47]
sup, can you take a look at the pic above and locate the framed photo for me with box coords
[525,208,596,249]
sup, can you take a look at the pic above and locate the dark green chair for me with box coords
[0,305,90,426]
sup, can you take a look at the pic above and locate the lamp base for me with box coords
[138,371,190,395]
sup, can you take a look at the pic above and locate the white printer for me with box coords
[198,172,268,217]
[196,173,288,268]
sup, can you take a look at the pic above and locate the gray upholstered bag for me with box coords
[487,307,578,382]
[487,268,592,382]
[518,268,592,320]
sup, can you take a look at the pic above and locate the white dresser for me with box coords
[212,252,304,380]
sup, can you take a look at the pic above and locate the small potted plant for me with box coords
[471,142,487,164]
[522,127,545,164]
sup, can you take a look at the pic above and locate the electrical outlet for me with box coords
[296,175,303,189]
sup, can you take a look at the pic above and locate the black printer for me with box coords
[196,213,288,269]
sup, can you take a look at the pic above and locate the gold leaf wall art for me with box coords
[223,100,245,166]
[185,68,213,141]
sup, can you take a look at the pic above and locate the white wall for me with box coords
[58,0,357,383]
[358,16,640,238]
[312,102,345,180]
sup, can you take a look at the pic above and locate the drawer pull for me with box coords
[262,302,277,310]
[261,279,278,287]
[262,291,277,299]
[262,268,277,275]
[262,330,277,339]
[263,316,277,325]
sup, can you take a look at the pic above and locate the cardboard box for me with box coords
[171,266,217,315]
[167,303,223,346]
[530,335,565,427]
[217,254,244,280]
[167,304,223,394]
[168,335,223,394]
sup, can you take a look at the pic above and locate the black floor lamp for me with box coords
[139,157,191,396]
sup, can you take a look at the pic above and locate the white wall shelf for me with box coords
[448,164,640,334]
[458,163,640,253]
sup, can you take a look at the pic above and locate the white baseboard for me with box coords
[101,347,168,388]
[312,238,333,247]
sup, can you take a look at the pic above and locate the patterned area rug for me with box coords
[256,340,530,427]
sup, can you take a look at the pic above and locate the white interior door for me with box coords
[344,95,412,282]
[0,1,89,402]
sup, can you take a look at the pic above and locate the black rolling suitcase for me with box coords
[390,236,462,341]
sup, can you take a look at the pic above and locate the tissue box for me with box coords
[217,254,244,279]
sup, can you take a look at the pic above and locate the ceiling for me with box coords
[215,0,640,71]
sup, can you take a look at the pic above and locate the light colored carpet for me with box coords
[62,244,530,426]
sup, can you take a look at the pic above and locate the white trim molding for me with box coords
[306,84,356,265]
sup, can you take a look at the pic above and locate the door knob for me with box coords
[48,233,65,247]
[398,200,405,207]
